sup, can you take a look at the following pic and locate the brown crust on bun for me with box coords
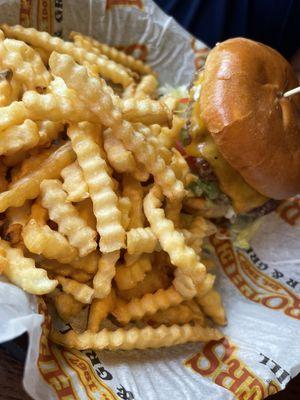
[200,37,300,199]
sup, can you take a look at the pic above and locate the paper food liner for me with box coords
[0,1,299,399]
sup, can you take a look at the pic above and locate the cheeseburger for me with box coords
[179,38,300,245]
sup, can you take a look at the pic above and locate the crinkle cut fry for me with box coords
[5,201,31,245]
[143,185,207,296]
[121,98,172,126]
[197,288,227,326]
[0,143,75,212]
[112,286,184,324]
[126,227,158,254]
[0,120,40,156]
[0,65,22,107]
[69,34,138,80]
[145,301,205,326]
[70,31,154,75]
[165,198,182,228]
[67,123,125,253]
[93,251,120,299]
[0,38,51,89]
[40,179,97,257]
[1,25,133,87]
[0,162,7,193]
[119,196,131,230]
[122,174,144,229]
[54,292,84,322]
[103,128,137,174]
[88,290,116,333]
[117,267,171,301]
[135,123,173,164]
[135,74,158,98]
[75,199,97,231]
[0,101,29,131]
[114,272,215,324]
[50,323,223,350]
[40,259,92,283]
[49,52,121,127]
[61,161,89,202]
[10,145,58,183]
[70,250,99,275]
[112,121,184,201]
[22,219,78,264]
[56,275,94,304]
[0,239,57,294]
[23,87,99,125]
[115,254,152,290]
[159,115,185,149]
[37,121,64,147]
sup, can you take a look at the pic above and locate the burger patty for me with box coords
[186,155,278,218]
[246,199,279,218]
[186,155,218,182]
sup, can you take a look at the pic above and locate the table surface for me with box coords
[0,346,299,400]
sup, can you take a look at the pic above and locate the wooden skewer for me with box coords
[283,86,300,98]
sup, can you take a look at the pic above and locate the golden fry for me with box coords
[112,121,184,200]
[115,254,152,290]
[1,25,133,87]
[70,32,154,75]
[5,201,31,244]
[103,128,137,173]
[0,74,22,107]
[24,79,99,124]
[67,123,125,252]
[87,290,116,333]
[75,199,97,231]
[197,288,227,326]
[121,98,171,126]
[119,196,131,230]
[54,291,84,322]
[50,324,223,350]
[0,38,51,89]
[144,185,206,297]
[93,251,120,299]
[112,286,183,324]
[126,227,158,254]
[22,219,78,264]
[0,120,39,156]
[61,161,89,202]
[158,115,185,148]
[49,52,121,126]
[145,301,205,326]
[122,174,145,229]
[0,247,8,274]
[135,75,158,98]
[0,143,75,212]
[0,101,29,131]
[0,239,57,294]
[165,198,182,228]
[70,251,99,275]
[56,275,94,304]
[40,179,97,257]
[40,259,92,283]
[117,270,170,301]
[9,145,58,182]
[37,121,64,147]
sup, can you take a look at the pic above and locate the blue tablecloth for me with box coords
[155,0,300,59]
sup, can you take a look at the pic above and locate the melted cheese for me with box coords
[187,75,268,213]
[200,135,268,213]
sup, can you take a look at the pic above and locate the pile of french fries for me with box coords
[0,24,226,351]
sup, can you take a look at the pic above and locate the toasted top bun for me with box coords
[200,37,300,199]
